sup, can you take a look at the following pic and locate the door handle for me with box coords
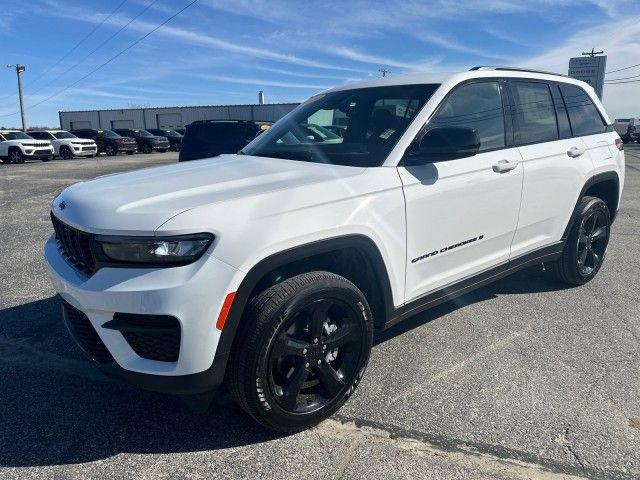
[492,159,519,173]
[567,146,585,158]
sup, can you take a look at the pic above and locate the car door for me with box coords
[398,80,524,302]
[508,80,596,258]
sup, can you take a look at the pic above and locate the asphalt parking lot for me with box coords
[0,148,639,479]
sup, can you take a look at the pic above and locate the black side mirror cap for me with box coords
[404,126,480,166]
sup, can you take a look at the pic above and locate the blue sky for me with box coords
[0,0,638,127]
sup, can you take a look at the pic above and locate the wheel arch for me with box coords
[562,171,620,241]
[214,234,395,367]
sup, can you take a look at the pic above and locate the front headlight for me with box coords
[95,233,214,267]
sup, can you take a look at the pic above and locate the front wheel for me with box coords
[60,146,73,160]
[227,271,373,433]
[105,145,116,156]
[9,149,24,164]
[549,196,611,285]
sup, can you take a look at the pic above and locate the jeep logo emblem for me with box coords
[58,201,66,210]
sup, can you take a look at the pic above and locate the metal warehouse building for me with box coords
[58,102,299,131]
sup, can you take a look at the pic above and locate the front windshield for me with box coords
[166,130,182,137]
[241,84,439,167]
[137,130,154,137]
[100,130,120,138]
[2,131,33,140]
[53,131,77,139]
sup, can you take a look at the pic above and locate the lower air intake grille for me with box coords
[61,300,114,364]
[113,313,181,362]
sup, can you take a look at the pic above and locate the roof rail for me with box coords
[469,66,568,78]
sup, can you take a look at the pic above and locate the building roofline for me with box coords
[59,102,300,114]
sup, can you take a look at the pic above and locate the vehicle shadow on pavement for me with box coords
[0,266,570,467]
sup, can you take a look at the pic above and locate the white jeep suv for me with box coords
[44,67,625,432]
[0,130,54,163]
[29,130,98,159]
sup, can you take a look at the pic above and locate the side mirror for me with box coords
[404,127,480,165]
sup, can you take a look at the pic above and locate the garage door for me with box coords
[111,120,134,129]
[156,113,182,129]
[70,121,92,130]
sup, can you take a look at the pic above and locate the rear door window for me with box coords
[429,81,506,152]
[511,82,558,145]
[559,84,606,136]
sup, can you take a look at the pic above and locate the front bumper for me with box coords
[25,150,54,160]
[152,142,170,150]
[72,144,97,156]
[44,234,239,394]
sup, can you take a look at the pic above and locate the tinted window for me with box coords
[511,82,558,144]
[429,81,505,152]
[3,132,32,140]
[53,131,77,139]
[99,130,120,138]
[180,122,260,161]
[550,85,572,138]
[29,132,48,140]
[559,84,606,136]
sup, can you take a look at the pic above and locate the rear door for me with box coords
[398,80,524,301]
[559,83,613,169]
[508,80,595,258]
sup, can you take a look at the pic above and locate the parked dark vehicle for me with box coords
[173,127,186,136]
[179,120,272,162]
[147,128,183,151]
[70,129,137,156]
[113,129,170,154]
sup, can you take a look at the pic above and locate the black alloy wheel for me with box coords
[576,206,608,277]
[105,145,116,156]
[60,146,73,160]
[268,297,364,414]
[228,271,373,432]
[550,196,611,285]
[141,143,152,154]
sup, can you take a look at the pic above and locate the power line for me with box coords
[604,78,640,85]
[606,62,640,75]
[27,0,128,88]
[605,72,640,82]
[26,0,159,100]
[0,0,198,117]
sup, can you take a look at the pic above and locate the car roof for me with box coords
[324,68,591,93]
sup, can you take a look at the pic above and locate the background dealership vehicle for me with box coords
[614,118,639,143]
[113,129,170,154]
[179,120,271,162]
[29,130,97,159]
[45,68,624,432]
[147,128,183,151]
[0,130,54,163]
[70,129,137,156]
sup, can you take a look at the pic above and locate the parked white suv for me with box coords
[44,67,624,432]
[29,130,98,159]
[0,130,54,163]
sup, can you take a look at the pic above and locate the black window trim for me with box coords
[404,77,512,161]
[557,82,610,138]
[506,79,560,148]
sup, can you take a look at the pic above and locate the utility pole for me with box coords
[379,68,390,77]
[581,48,604,57]
[6,64,26,131]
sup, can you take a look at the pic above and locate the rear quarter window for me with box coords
[559,84,606,136]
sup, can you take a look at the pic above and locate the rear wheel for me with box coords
[549,196,610,285]
[227,271,373,432]
[60,146,73,160]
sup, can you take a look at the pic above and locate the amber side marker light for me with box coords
[216,292,236,331]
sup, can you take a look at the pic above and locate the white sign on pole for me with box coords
[568,56,607,99]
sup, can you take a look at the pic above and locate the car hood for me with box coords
[51,154,365,234]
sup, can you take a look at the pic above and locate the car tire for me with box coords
[227,271,373,433]
[105,145,116,156]
[127,151,135,155]
[141,144,152,154]
[158,149,168,153]
[549,196,611,285]
[60,146,73,160]
[9,148,24,164]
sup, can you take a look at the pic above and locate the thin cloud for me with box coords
[191,73,332,90]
